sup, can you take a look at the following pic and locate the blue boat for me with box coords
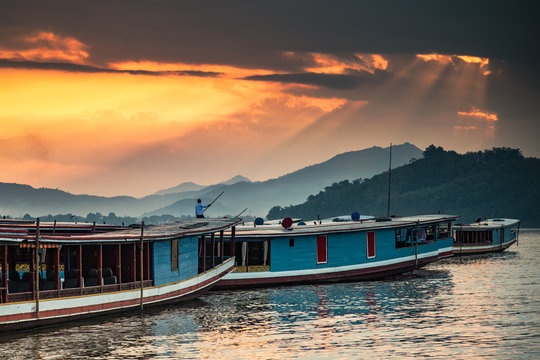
[452,218,520,255]
[213,214,459,289]
[0,218,240,331]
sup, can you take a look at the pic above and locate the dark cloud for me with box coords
[243,73,360,89]
[1,1,538,70]
[0,59,222,77]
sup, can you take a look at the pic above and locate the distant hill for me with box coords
[153,175,250,196]
[267,146,540,227]
[147,143,422,217]
[153,182,205,196]
[0,143,421,218]
[0,183,182,218]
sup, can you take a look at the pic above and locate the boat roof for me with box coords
[456,218,520,230]
[0,218,242,244]
[231,214,459,238]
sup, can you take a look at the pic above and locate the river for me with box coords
[1,229,539,359]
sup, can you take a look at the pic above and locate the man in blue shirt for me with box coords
[195,199,209,218]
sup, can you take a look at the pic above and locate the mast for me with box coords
[387,143,392,218]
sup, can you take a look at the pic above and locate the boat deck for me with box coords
[232,215,459,238]
[0,218,241,243]
[456,218,520,230]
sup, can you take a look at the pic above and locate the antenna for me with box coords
[387,143,392,218]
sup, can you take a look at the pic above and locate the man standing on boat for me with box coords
[195,199,209,218]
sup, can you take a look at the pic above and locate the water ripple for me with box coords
[1,230,539,359]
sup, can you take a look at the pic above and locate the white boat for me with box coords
[452,218,520,255]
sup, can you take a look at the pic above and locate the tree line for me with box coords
[267,146,540,227]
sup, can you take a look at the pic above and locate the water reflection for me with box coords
[1,231,539,359]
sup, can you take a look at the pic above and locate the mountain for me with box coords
[219,175,250,185]
[0,143,421,218]
[153,182,205,196]
[147,143,422,217]
[266,146,540,227]
[152,175,250,196]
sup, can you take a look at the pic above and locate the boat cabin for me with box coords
[0,218,239,310]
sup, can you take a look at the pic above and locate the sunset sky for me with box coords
[1,1,538,197]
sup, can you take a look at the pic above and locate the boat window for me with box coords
[438,222,451,238]
[171,239,178,271]
[424,225,436,241]
[396,228,414,248]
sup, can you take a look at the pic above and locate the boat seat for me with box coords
[40,270,56,290]
[102,267,117,285]
[7,272,20,293]
[85,268,99,286]
[19,272,31,292]
[63,269,83,288]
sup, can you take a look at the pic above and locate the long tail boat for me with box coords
[452,218,520,255]
[0,217,239,331]
[211,214,459,289]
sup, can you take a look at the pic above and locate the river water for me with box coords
[1,230,539,359]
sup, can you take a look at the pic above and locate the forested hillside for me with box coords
[267,146,540,227]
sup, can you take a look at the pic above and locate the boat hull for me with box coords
[0,257,234,331]
[452,238,517,255]
[215,252,440,290]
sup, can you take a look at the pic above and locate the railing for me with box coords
[2,280,154,303]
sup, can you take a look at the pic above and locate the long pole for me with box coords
[203,191,224,212]
[234,208,248,218]
[387,143,392,218]
[140,221,144,311]
[35,218,40,318]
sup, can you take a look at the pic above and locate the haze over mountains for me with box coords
[0,143,421,218]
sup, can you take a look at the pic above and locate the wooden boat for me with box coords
[212,214,459,289]
[0,217,240,331]
[452,218,520,255]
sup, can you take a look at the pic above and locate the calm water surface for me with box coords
[2,230,539,359]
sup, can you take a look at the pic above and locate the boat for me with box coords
[0,217,240,331]
[452,218,520,255]
[212,214,459,289]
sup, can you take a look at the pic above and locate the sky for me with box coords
[1,1,538,197]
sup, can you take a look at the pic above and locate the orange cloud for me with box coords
[457,55,489,67]
[286,52,388,74]
[458,107,498,122]
[454,125,478,131]
[0,31,89,63]
[417,54,490,74]
[416,54,453,64]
